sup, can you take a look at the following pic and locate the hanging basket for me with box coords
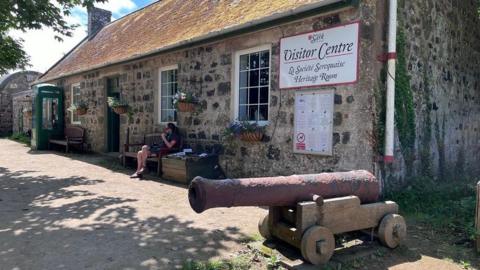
[239,131,264,142]
[113,105,129,115]
[76,108,88,116]
[177,102,195,112]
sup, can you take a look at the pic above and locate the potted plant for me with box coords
[107,97,129,114]
[173,90,198,112]
[224,121,266,142]
[67,100,88,115]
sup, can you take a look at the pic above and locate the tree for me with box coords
[0,0,106,75]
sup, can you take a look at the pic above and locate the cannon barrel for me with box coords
[188,170,380,213]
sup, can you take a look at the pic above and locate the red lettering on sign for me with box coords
[296,143,306,150]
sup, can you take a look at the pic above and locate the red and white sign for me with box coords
[280,22,360,89]
[296,132,306,150]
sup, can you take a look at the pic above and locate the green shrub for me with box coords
[9,132,30,146]
[386,177,477,240]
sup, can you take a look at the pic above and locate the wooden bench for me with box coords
[49,126,85,153]
[122,130,183,176]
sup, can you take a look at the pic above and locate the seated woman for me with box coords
[131,123,181,178]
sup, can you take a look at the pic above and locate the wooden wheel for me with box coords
[300,226,335,265]
[258,214,272,240]
[378,214,407,248]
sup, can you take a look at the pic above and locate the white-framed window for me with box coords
[234,45,271,125]
[71,83,81,124]
[158,65,178,123]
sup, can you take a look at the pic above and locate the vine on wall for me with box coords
[394,29,416,164]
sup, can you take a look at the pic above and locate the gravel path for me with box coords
[0,139,266,270]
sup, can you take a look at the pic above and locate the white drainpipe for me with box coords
[384,0,397,164]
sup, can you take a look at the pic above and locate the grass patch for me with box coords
[386,177,477,240]
[239,233,263,244]
[9,132,30,146]
[182,254,252,270]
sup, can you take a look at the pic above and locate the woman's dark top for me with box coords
[149,133,181,154]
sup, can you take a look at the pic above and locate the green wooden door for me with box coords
[107,78,120,152]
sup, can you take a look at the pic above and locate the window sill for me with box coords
[238,120,269,127]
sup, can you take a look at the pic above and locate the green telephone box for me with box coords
[31,84,64,150]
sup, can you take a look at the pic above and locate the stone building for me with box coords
[11,90,34,134]
[0,71,41,136]
[35,0,480,187]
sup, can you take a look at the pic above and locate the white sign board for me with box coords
[293,89,334,155]
[280,22,359,89]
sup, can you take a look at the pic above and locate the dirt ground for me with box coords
[0,139,478,270]
[0,139,266,270]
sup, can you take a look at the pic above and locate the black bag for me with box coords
[149,144,162,153]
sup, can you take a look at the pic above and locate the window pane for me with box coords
[250,52,259,69]
[249,70,259,87]
[161,71,168,82]
[168,110,176,122]
[260,87,269,103]
[249,87,258,104]
[248,105,258,121]
[239,71,248,88]
[237,50,270,122]
[161,98,168,110]
[239,105,248,121]
[239,88,248,104]
[161,84,168,96]
[161,111,167,122]
[159,68,178,123]
[259,105,268,121]
[168,83,176,96]
[260,51,270,68]
[240,55,249,71]
[260,68,269,86]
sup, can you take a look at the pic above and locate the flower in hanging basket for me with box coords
[173,90,198,112]
[67,100,88,116]
[107,97,129,115]
[223,121,266,142]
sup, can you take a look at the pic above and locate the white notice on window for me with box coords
[293,89,334,155]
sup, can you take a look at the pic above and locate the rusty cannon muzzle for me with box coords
[188,170,380,213]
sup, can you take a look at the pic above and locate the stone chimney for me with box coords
[87,7,112,40]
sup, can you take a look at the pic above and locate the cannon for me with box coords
[188,170,406,265]
[188,170,380,213]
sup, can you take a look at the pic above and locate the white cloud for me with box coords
[11,19,87,74]
[97,0,137,18]
[10,0,140,74]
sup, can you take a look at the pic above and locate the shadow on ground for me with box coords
[0,166,247,270]
[26,149,170,183]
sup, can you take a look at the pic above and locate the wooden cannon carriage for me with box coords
[258,195,406,265]
[188,170,407,265]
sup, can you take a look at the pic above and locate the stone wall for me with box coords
[0,71,40,136]
[385,0,480,184]
[50,1,383,178]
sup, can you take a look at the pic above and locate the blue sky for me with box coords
[12,0,156,73]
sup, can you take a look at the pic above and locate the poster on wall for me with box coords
[293,89,334,156]
[280,22,359,89]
